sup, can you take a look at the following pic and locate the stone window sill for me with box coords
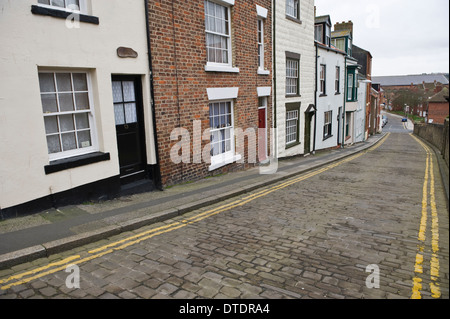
[45,152,110,175]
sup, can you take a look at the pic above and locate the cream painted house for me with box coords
[0,0,159,218]
[273,0,316,158]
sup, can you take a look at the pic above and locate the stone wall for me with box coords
[414,119,449,168]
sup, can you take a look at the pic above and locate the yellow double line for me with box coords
[0,134,390,291]
[410,134,441,299]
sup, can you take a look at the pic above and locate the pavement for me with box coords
[0,129,438,271]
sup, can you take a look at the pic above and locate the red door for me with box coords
[258,108,267,162]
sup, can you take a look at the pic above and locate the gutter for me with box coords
[145,0,163,190]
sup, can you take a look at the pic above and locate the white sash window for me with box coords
[39,71,97,160]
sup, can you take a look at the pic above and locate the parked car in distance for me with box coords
[402,118,408,123]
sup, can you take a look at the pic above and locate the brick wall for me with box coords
[148,0,272,186]
[427,102,449,125]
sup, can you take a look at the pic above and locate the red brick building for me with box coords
[147,0,272,186]
[372,73,449,114]
[427,88,449,124]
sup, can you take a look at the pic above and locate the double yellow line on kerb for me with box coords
[410,134,441,299]
[0,134,390,291]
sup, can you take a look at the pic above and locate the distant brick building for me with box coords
[427,88,450,124]
[372,74,449,115]
[147,0,272,186]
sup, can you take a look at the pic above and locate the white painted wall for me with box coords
[355,80,367,143]
[0,0,156,210]
[344,58,359,145]
[315,45,346,151]
[274,0,315,158]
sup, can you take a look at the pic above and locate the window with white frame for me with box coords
[38,71,96,159]
[335,66,340,93]
[37,0,85,12]
[286,104,299,146]
[323,111,332,139]
[314,24,323,43]
[332,38,345,52]
[286,58,299,95]
[320,65,326,95]
[205,0,231,66]
[286,0,299,20]
[257,19,264,70]
[210,101,233,158]
[347,73,354,101]
[325,25,331,46]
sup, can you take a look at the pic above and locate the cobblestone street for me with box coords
[0,132,448,300]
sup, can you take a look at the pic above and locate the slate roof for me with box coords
[315,15,331,25]
[428,87,449,103]
[352,45,372,77]
[331,30,351,38]
[372,74,449,86]
[315,41,346,55]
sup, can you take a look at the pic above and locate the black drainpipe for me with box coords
[272,0,277,157]
[145,0,163,190]
[313,43,318,154]
[342,55,348,148]
[272,0,278,141]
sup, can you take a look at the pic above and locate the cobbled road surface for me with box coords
[1,127,448,300]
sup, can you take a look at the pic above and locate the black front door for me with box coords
[304,112,312,154]
[112,75,147,184]
[337,107,342,146]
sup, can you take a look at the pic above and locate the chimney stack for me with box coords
[334,21,353,35]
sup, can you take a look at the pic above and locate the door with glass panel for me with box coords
[112,75,147,183]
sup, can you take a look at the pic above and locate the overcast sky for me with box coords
[315,0,450,77]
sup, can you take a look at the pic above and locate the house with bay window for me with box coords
[0,0,159,218]
[147,0,272,186]
[274,0,315,158]
[314,15,346,151]
[331,21,361,145]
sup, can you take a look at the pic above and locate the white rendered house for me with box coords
[0,0,159,217]
[314,15,346,151]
